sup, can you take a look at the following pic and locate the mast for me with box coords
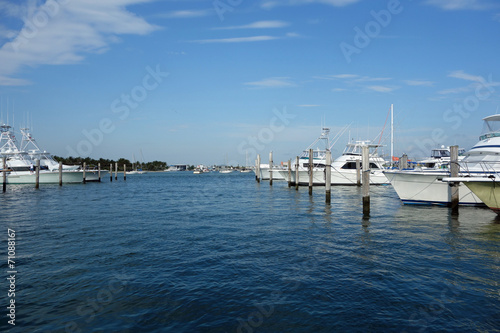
[390,104,394,166]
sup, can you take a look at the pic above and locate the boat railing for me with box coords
[458,160,500,177]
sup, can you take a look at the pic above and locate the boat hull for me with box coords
[277,168,389,185]
[461,181,500,213]
[383,170,483,206]
[0,170,84,184]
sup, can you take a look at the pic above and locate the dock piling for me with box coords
[124,164,127,181]
[450,145,459,215]
[256,155,261,183]
[98,163,101,182]
[83,162,86,184]
[115,162,118,181]
[59,161,63,186]
[356,159,361,186]
[362,146,370,217]
[110,163,113,182]
[308,148,313,195]
[326,151,331,204]
[3,156,7,192]
[287,159,291,187]
[35,159,40,189]
[295,156,299,191]
[269,151,273,186]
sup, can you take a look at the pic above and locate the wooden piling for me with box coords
[35,159,40,189]
[362,146,370,217]
[59,161,62,186]
[326,150,331,204]
[269,151,273,186]
[309,148,313,195]
[124,164,127,181]
[287,159,291,187]
[356,159,361,186]
[115,162,118,181]
[98,163,101,182]
[3,156,7,192]
[110,163,113,182]
[399,154,408,170]
[295,156,299,191]
[256,155,261,183]
[83,162,86,184]
[450,145,459,215]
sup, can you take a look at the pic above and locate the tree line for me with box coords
[52,156,167,171]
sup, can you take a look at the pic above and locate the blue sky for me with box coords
[0,0,499,166]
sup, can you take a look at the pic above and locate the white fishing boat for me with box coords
[383,114,500,206]
[417,146,466,169]
[258,126,341,181]
[0,124,87,184]
[280,140,389,185]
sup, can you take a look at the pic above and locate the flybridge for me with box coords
[479,114,500,141]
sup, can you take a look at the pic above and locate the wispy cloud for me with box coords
[437,86,471,95]
[244,77,296,88]
[404,79,435,86]
[158,9,212,19]
[261,0,361,9]
[314,74,396,93]
[367,85,399,93]
[425,0,498,10]
[0,0,160,86]
[448,70,485,82]
[436,70,500,95]
[191,35,279,44]
[353,76,391,82]
[213,20,289,30]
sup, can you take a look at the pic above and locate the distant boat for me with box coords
[219,168,234,174]
[0,124,98,184]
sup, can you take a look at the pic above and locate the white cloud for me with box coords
[353,76,391,82]
[448,70,485,82]
[367,85,399,93]
[332,88,347,92]
[191,35,279,44]
[437,86,471,94]
[158,9,212,19]
[244,77,296,88]
[261,0,360,9]
[0,0,160,86]
[425,0,497,10]
[404,80,435,86]
[213,20,289,30]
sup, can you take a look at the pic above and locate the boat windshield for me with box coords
[479,115,500,140]
[431,149,450,158]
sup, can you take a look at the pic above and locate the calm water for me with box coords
[1,172,499,332]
